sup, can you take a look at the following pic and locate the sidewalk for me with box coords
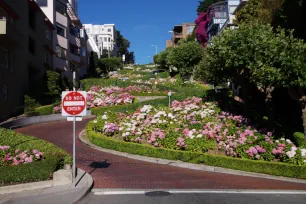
[0,169,93,204]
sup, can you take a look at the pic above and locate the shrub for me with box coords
[24,95,39,112]
[0,128,71,186]
[293,132,306,147]
[87,122,306,179]
[35,105,54,116]
[25,111,40,117]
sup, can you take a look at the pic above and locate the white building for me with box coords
[84,24,117,58]
[35,0,89,81]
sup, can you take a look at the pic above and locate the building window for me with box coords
[108,38,111,42]
[29,8,36,30]
[56,0,67,16]
[56,24,66,37]
[56,45,66,59]
[70,43,80,56]
[104,37,107,42]
[29,37,36,55]
[108,29,111,32]
[187,26,195,35]
[45,50,52,67]
[70,27,80,37]
[45,25,52,41]
[3,85,7,102]
[36,0,48,6]
[0,46,8,69]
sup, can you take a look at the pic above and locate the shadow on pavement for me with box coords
[88,160,111,174]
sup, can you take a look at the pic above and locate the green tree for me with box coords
[197,23,306,130]
[46,71,61,96]
[101,57,122,72]
[235,0,283,25]
[167,41,203,80]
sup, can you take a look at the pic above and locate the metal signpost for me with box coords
[61,73,87,188]
[168,90,172,108]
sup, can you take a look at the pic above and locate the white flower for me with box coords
[93,120,97,123]
[197,134,203,138]
[281,138,285,141]
[170,121,173,124]
[301,149,306,157]
[286,139,292,144]
[275,140,279,143]
[102,115,108,120]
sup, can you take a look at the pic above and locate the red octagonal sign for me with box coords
[62,91,87,116]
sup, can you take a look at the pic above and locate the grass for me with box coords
[0,128,71,186]
[86,121,306,180]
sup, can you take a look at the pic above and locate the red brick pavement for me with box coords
[16,120,306,190]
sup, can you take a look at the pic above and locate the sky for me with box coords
[79,0,199,65]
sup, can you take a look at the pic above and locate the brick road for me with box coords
[16,120,306,190]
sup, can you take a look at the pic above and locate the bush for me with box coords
[35,105,54,116]
[293,132,306,147]
[0,128,71,186]
[25,111,40,117]
[24,95,39,112]
[86,122,306,179]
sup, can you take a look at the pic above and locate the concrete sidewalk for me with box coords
[0,169,93,204]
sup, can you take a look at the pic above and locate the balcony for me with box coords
[69,52,80,63]
[207,2,228,33]
[57,34,68,49]
[56,11,68,27]
[55,57,68,72]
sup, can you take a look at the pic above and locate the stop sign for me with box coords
[62,91,87,116]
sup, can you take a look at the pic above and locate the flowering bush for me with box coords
[53,105,61,114]
[92,96,306,165]
[0,146,43,166]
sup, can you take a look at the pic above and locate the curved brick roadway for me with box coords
[16,120,306,190]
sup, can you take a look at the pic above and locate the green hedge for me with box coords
[0,128,71,186]
[35,105,54,116]
[293,132,306,147]
[86,122,306,179]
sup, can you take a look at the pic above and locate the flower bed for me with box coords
[87,85,153,108]
[0,128,71,186]
[0,146,43,166]
[91,97,306,166]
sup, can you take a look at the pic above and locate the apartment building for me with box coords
[207,0,248,41]
[0,0,54,122]
[166,23,196,48]
[36,0,89,81]
[84,24,117,57]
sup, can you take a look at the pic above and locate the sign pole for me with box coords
[168,90,171,108]
[72,71,76,188]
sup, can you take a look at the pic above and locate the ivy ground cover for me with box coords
[91,97,306,166]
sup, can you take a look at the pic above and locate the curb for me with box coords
[71,168,94,204]
[79,130,306,185]
[91,188,306,195]
[0,114,95,129]
[0,180,53,195]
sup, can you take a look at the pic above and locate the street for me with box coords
[78,192,306,204]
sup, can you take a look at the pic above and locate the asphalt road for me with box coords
[78,192,306,204]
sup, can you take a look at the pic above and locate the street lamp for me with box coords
[151,45,157,55]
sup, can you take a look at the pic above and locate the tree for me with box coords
[88,52,102,77]
[101,57,122,72]
[235,0,283,25]
[46,71,61,97]
[126,51,135,64]
[167,41,203,80]
[196,23,306,131]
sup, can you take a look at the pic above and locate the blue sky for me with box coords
[79,0,199,64]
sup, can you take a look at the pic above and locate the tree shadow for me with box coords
[88,160,111,174]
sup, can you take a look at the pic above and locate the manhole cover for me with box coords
[145,191,171,197]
